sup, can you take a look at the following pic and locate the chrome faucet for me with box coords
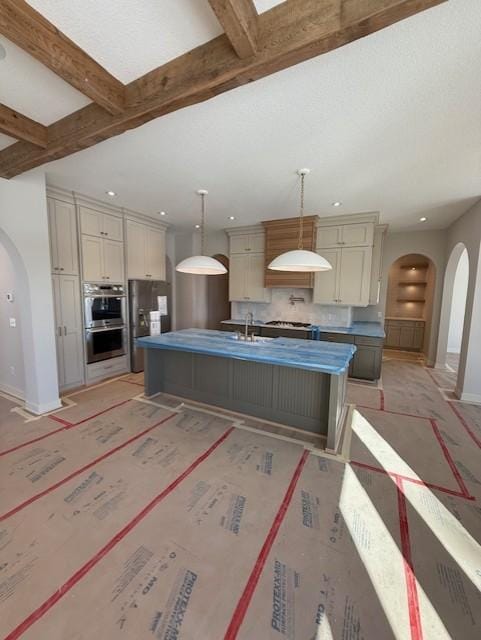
[245,311,253,340]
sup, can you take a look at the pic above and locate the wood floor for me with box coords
[0,357,480,639]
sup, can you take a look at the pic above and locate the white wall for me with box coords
[447,249,469,353]
[0,242,25,397]
[441,200,481,402]
[354,229,447,364]
[0,172,61,413]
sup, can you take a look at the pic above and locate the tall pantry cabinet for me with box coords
[48,197,84,390]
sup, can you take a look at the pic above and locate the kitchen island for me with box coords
[137,329,356,453]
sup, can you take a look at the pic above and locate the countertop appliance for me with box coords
[129,279,171,372]
[83,283,127,364]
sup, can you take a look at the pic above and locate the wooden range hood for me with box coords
[262,216,318,288]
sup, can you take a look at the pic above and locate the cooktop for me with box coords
[265,321,311,328]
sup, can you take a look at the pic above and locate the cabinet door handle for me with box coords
[60,267,64,271]
[105,276,110,279]
[58,326,62,337]
[63,326,67,335]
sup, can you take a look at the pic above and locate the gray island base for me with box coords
[139,329,356,454]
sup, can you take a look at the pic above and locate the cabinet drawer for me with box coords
[86,356,128,383]
[319,332,355,344]
[354,336,384,347]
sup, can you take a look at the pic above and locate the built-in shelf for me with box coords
[398,281,427,285]
[400,263,429,270]
[397,298,426,303]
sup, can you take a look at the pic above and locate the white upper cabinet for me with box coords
[48,198,79,275]
[313,247,372,306]
[81,236,104,282]
[230,232,265,254]
[369,225,387,305]
[229,254,247,301]
[126,219,166,280]
[81,235,124,283]
[103,239,125,282]
[126,220,146,279]
[229,252,271,302]
[338,247,372,305]
[317,222,374,248]
[80,206,123,241]
[312,249,340,304]
[145,227,166,280]
[102,213,123,241]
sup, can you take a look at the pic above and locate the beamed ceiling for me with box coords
[0,0,480,231]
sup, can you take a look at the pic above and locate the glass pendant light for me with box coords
[176,190,227,275]
[268,169,332,272]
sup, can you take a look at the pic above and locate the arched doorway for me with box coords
[436,243,469,393]
[384,253,436,358]
[206,254,230,329]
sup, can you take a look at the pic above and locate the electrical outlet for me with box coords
[6,292,14,302]
[10,365,15,376]
[377,312,383,320]
[9,317,16,328]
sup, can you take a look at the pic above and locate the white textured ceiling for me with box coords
[27,0,223,84]
[3,0,481,232]
[0,37,90,130]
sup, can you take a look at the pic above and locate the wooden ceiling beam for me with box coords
[0,103,47,147]
[0,0,446,179]
[0,0,125,115]
[208,0,258,58]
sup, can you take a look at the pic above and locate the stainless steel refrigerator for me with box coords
[128,279,171,372]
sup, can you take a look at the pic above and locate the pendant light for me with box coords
[176,190,227,275]
[268,169,332,272]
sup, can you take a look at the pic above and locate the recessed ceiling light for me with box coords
[419,216,427,222]
[0,43,6,61]
[228,216,235,220]
[332,201,342,207]
[194,224,201,229]
[106,190,116,197]
[159,211,167,216]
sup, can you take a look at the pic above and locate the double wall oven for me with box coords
[83,283,126,364]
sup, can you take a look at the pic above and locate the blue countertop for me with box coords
[138,329,356,375]
[221,319,385,339]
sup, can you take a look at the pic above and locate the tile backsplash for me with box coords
[231,289,352,327]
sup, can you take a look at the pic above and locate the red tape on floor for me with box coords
[0,399,131,458]
[429,418,471,498]
[223,449,309,640]
[4,426,235,640]
[0,411,178,522]
[395,476,424,640]
[448,400,481,449]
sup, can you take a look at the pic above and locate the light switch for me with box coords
[9,317,16,328]
[6,292,14,302]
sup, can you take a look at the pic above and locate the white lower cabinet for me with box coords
[313,246,372,306]
[86,356,128,384]
[52,275,84,390]
[81,235,124,283]
[229,253,271,302]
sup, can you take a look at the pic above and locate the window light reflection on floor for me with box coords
[351,410,481,594]
[340,464,450,638]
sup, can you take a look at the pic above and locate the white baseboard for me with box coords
[0,382,25,401]
[457,391,481,405]
[25,398,62,415]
